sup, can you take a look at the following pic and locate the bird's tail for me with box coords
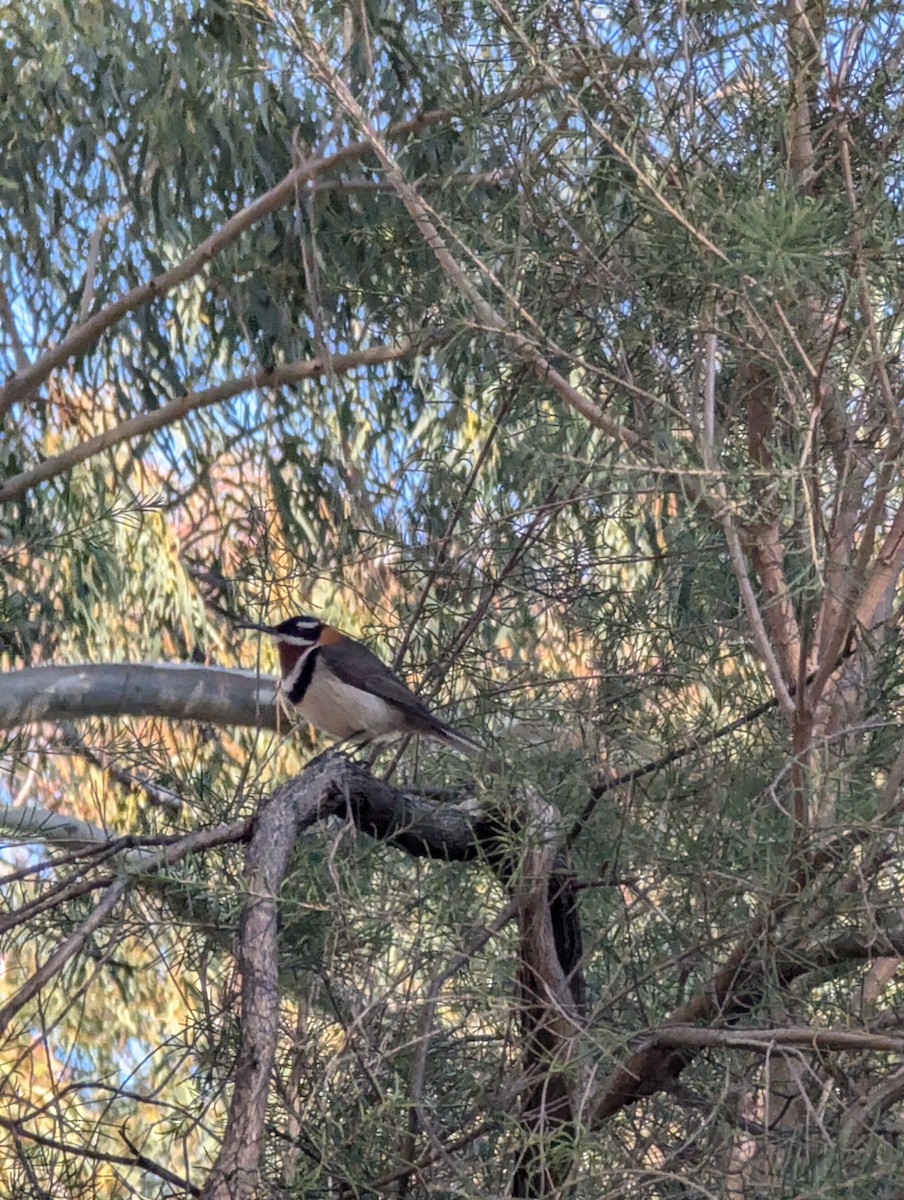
[433,721,500,773]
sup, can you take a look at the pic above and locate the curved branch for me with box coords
[197,752,586,1199]
[202,754,489,1199]
[591,927,904,1123]
[0,663,279,731]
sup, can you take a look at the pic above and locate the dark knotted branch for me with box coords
[343,766,587,1198]
[354,773,586,1198]
[202,752,587,1200]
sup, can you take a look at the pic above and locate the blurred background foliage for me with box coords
[2,0,904,1193]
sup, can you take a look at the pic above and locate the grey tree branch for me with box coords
[0,663,279,731]
[0,801,249,873]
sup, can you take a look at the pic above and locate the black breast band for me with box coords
[286,646,320,705]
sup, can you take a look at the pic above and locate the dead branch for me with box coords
[200,751,586,1198]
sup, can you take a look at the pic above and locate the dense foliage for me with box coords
[2,0,904,1194]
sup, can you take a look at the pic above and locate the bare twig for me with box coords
[56,722,182,813]
[650,1024,904,1055]
[397,899,520,1193]
[0,877,130,1035]
[0,1116,201,1195]
[722,519,795,716]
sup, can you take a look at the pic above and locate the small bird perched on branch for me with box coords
[237,613,488,762]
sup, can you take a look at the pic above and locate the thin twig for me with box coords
[0,878,130,1035]
[0,1116,201,1195]
[650,1024,904,1055]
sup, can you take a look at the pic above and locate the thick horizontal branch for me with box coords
[0,666,513,863]
[0,663,279,731]
[0,336,445,503]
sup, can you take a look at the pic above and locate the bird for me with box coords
[236,613,487,761]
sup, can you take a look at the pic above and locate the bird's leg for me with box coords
[328,731,393,770]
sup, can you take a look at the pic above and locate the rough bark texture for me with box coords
[199,753,587,1200]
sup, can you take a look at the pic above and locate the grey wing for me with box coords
[318,641,436,722]
[320,641,486,758]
